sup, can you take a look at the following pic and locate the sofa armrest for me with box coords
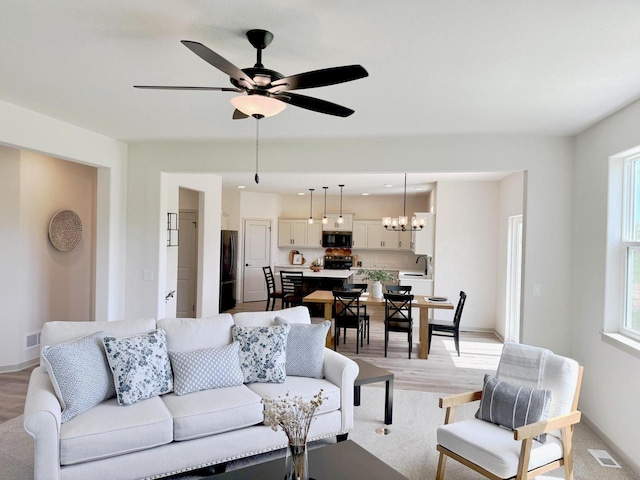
[23,366,62,480]
[322,348,359,433]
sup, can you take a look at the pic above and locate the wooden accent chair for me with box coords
[435,342,584,480]
[383,292,414,359]
[262,266,283,311]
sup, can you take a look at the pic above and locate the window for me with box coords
[622,156,640,341]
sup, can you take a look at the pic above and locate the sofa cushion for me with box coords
[247,376,341,416]
[59,396,173,466]
[157,314,234,351]
[103,329,173,405]
[232,324,290,383]
[274,317,330,378]
[476,374,552,442]
[232,306,311,327]
[169,342,244,395]
[41,331,116,423]
[41,318,156,351]
[162,385,264,441]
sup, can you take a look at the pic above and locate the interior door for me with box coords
[243,219,271,302]
[176,211,198,317]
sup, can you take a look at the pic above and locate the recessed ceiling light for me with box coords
[414,187,423,191]
[362,193,369,196]
[236,185,246,189]
[298,192,305,196]
[384,184,393,188]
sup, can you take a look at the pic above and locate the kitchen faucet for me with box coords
[416,255,431,275]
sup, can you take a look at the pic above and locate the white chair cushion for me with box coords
[157,314,234,351]
[437,418,563,479]
[232,306,311,327]
[59,396,173,466]
[246,376,341,416]
[162,385,264,441]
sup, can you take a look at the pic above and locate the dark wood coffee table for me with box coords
[208,440,407,479]
[353,358,394,425]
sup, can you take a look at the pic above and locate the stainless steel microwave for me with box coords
[322,231,352,248]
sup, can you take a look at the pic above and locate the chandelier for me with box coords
[381,173,425,231]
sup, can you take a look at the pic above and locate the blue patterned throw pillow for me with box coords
[41,331,116,423]
[169,342,244,395]
[103,329,173,406]
[274,317,330,378]
[231,324,290,383]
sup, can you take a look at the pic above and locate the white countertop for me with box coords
[275,267,354,279]
[398,270,433,280]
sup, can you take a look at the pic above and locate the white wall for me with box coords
[0,100,128,370]
[434,181,499,329]
[495,172,525,339]
[128,136,573,354]
[573,98,640,472]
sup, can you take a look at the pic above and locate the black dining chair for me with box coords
[262,266,283,311]
[280,271,304,308]
[383,292,414,359]
[429,291,467,356]
[343,283,371,344]
[332,290,365,354]
[386,284,412,294]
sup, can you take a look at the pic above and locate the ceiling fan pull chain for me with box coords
[254,116,261,184]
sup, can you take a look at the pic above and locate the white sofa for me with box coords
[23,306,359,480]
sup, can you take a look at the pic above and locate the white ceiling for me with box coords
[3,0,640,194]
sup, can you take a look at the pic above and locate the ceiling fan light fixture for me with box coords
[230,94,286,118]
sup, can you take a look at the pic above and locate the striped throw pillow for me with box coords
[475,374,552,442]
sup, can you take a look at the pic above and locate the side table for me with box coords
[353,358,394,425]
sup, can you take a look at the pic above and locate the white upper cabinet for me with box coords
[352,220,369,249]
[411,212,435,255]
[306,221,323,247]
[322,214,353,231]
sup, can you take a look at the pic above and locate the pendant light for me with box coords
[308,188,315,224]
[337,184,345,224]
[382,173,425,231]
[322,187,329,224]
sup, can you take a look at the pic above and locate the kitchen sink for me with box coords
[403,273,427,277]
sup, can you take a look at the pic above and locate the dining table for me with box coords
[302,289,454,359]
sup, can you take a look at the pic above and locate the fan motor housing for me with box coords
[231,67,284,88]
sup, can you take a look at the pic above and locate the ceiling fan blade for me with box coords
[233,109,249,120]
[181,40,256,87]
[274,92,355,117]
[134,85,242,92]
[270,65,368,91]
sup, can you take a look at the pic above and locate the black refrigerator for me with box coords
[219,230,238,312]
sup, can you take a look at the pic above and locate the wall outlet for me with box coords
[143,270,154,281]
[533,284,541,296]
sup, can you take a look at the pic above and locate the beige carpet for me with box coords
[2,387,638,479]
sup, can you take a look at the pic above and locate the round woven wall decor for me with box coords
[48,210,82,252]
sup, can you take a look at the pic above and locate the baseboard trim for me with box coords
[0,358,39,374]
[581,413,640,477]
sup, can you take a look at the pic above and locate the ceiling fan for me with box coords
[134,29,368,119]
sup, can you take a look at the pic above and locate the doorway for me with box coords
[176,211,198,318]
[505,215,523,342]
[243,219,271,303]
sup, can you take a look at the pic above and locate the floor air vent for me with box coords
[26,332,41,349]
[588,449,621,468]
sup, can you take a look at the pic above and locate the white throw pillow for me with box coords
[41,331,116,422]
[274,317,330,378]
[169,342,244,395]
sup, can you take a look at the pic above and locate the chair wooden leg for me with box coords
[435,451,447,480]
[562,426,575,480]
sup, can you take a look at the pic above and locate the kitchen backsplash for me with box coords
[275,247,425,271]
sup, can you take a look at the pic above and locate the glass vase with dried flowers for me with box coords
[262,390,325,480]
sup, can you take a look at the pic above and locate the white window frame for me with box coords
[621,156,640,342]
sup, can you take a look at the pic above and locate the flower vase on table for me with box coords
[355,268,396,298]
[262,390,325,480]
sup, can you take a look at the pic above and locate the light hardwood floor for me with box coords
[0,301,502,425]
